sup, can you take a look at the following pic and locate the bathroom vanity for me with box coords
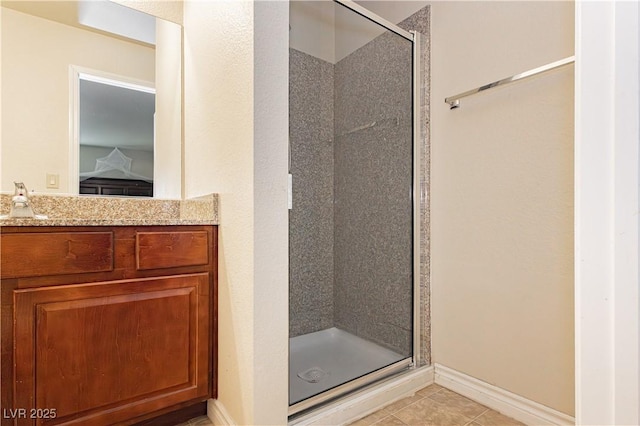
[0,208,218,426]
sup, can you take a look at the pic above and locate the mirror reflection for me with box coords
[1,0,182,198]
[78,73,156,197]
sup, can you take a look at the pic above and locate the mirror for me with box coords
[1,0,182,198]
[76,71,156,197]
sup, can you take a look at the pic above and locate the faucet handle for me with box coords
[12,195,29,208]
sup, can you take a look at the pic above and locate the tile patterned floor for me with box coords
[174,416,213,426]
[347,384,525,426]
[175,384,525,426]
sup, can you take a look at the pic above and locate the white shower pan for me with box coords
[289,327,406,406]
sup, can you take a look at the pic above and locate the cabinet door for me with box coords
[13,274,210,426]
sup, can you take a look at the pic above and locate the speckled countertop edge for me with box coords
[0,193,219,226]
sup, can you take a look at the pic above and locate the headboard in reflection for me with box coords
[1,1,182,198]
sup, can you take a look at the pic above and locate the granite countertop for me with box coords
[0,193,219,227]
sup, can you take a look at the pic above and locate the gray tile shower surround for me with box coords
[289,5,430,364]
[289,48,336,337]
[333,29,413,356]
[398,3,431,367]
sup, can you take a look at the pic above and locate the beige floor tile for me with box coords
[383,394,425,414]
[372,415,408,425]
[193,416,214,426]
[350,409,392,426]
[393,397,473,426]
[173,416,213,426]
[416,384,444,397]
[428,389,488,419]
[473,410,525,426]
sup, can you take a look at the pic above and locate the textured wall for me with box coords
[333,30,414,356]
[184,1,290,423]
[430,1,574,415]
[289,48,335,337]
[183,1,256,423]
[253,2,290,422]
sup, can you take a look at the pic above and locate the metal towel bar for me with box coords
[445,56,575,109]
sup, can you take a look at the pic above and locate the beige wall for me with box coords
[183,1,289,424]
[1,7,154,193]
[154,18,182,199]
[183,2,255,422]
[430,1,575,415]
[1,6,3,192]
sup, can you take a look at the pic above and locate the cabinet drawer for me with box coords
[1,232,113,279]
[136,231,209,270]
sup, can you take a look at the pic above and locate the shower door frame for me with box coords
[288,0,422,416]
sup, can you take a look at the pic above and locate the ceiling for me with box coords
[2,0,156,46]
[79,79,155,151]
[355,1,429,25]
[290,0,429,64]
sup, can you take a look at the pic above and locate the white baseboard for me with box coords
[434,364,575,426]
[210,364,573,426]
[208,398,236,426]
[290,365,434,426]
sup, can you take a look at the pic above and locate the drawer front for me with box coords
[1,232,113,279]
[136,231,209,270]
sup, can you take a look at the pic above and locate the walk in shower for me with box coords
[289,0,422,415]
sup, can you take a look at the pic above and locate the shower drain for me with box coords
[297,367,329,383]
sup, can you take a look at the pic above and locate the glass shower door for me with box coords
[289,0,416,414]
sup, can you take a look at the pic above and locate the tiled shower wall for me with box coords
[398,5,431,367]
[289,5,430,363]
[333,32,414,356]
[289,48,335,337]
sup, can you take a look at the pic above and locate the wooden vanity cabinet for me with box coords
[0,225,218,426]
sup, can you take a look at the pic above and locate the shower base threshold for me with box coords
[289,327,406,407]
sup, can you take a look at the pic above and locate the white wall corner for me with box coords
[575,0,640,424]
[611,2,640,424]
[253,1,290,425]
[434,364,575,426]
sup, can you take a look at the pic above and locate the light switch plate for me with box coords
[46,173,59,189]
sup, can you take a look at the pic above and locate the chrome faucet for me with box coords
[10,182,35,218]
